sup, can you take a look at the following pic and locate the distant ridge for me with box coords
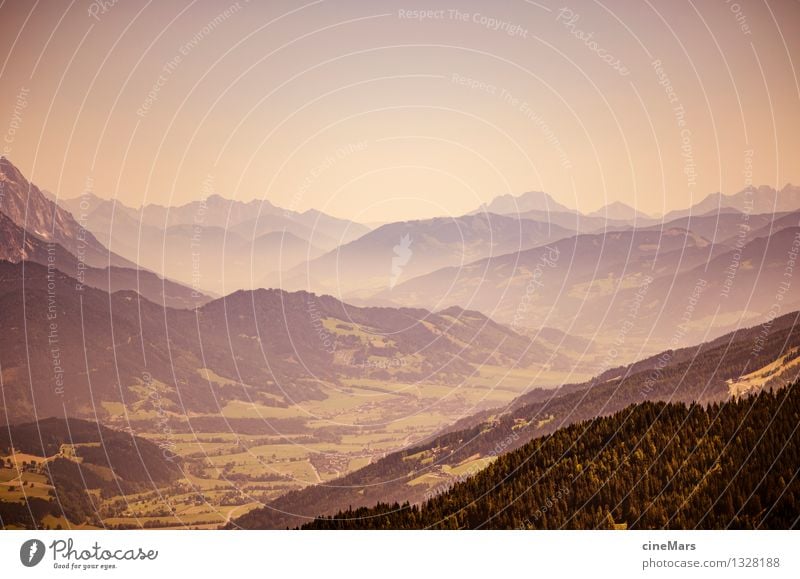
[588,200,652,221]
[664,184,800,221]
[0,156,134,269]
[473,190,574,215]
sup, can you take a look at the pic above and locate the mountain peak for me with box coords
[0,157,133,268]
[0,155,26,184]
[588,201,650,221]
[477,190,574,216]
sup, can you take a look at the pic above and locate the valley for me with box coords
[1,366,591,529]
[0,157,798,531]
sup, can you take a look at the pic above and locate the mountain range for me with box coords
[0,157,207,308]
[663,184,800,221]
[271,212,576,298]
[0,258,585,425]
[55,190,369,295]
[0,158,142,271]
[2,155,800,531]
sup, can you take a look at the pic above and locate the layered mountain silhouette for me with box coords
[663,184,800,220]
[272,212,576,298]
[0,157,133,269]
[56,190,368,295]
[374,227,713,343]
[3,156,800,531]
[588,201,652,222]
[0,157,207,308]
[474,190,575,215]
[372,214,800,356]
[0,259,577,425]
[474,190,660,231]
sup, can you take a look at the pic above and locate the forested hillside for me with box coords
[305,382,800,529]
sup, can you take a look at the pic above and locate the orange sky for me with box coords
[0,0,798,222]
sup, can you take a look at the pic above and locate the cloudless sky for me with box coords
[1,0,798,221]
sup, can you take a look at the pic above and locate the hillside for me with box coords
[0,260,582,425]
[664,184,800,221]
[304,382,800,529]
[0,418,182,529]
[378,227,717,344]
[231,310,800,529]
[0,211,207,308]
[272,212,576,298]
[588,201,651,222]
[376,221,800,354]
[0,157,132,269]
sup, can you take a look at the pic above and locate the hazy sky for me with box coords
[1,0,798,221]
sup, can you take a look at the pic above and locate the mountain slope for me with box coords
[378,227,718,346]
[55,193,162,260]
[664,184,800,221]
[629,209,780,246]
[231,310,800,529]
[0,260,572,425]
[304,382,800,529]
[376,220,800,354]
[0,417,182,529]
[1,210,207,308]
[274,213,575,298]
[155,224,324,294]
[57,192,363,293]
[0,157,132,269]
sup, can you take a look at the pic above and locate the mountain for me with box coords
[745,210,800,242]
[155,223,324,294]
[0,157,133,269]
[664,184,800,221]
[376,227,719,348]
[510,209,632,233]
[477,191,657,230]
[272,213,576,298]
[139,194,281,230]
[588,201,651,221]
[57,192,367,294]
[0,260,574,425]
[58,192,369,253]
[628,209,778,244]
[47,201,325,295]
[597,224,800,344]
[231,309,800,529]
[304,382,800,529]
[295,208,372,250]
[476,185,800,233]
[475,190,575,215]
[0,211,207,308]
[133,195,368,250]
[373,215,800,356]
[55,192,162,260]
[0,158,207,307]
